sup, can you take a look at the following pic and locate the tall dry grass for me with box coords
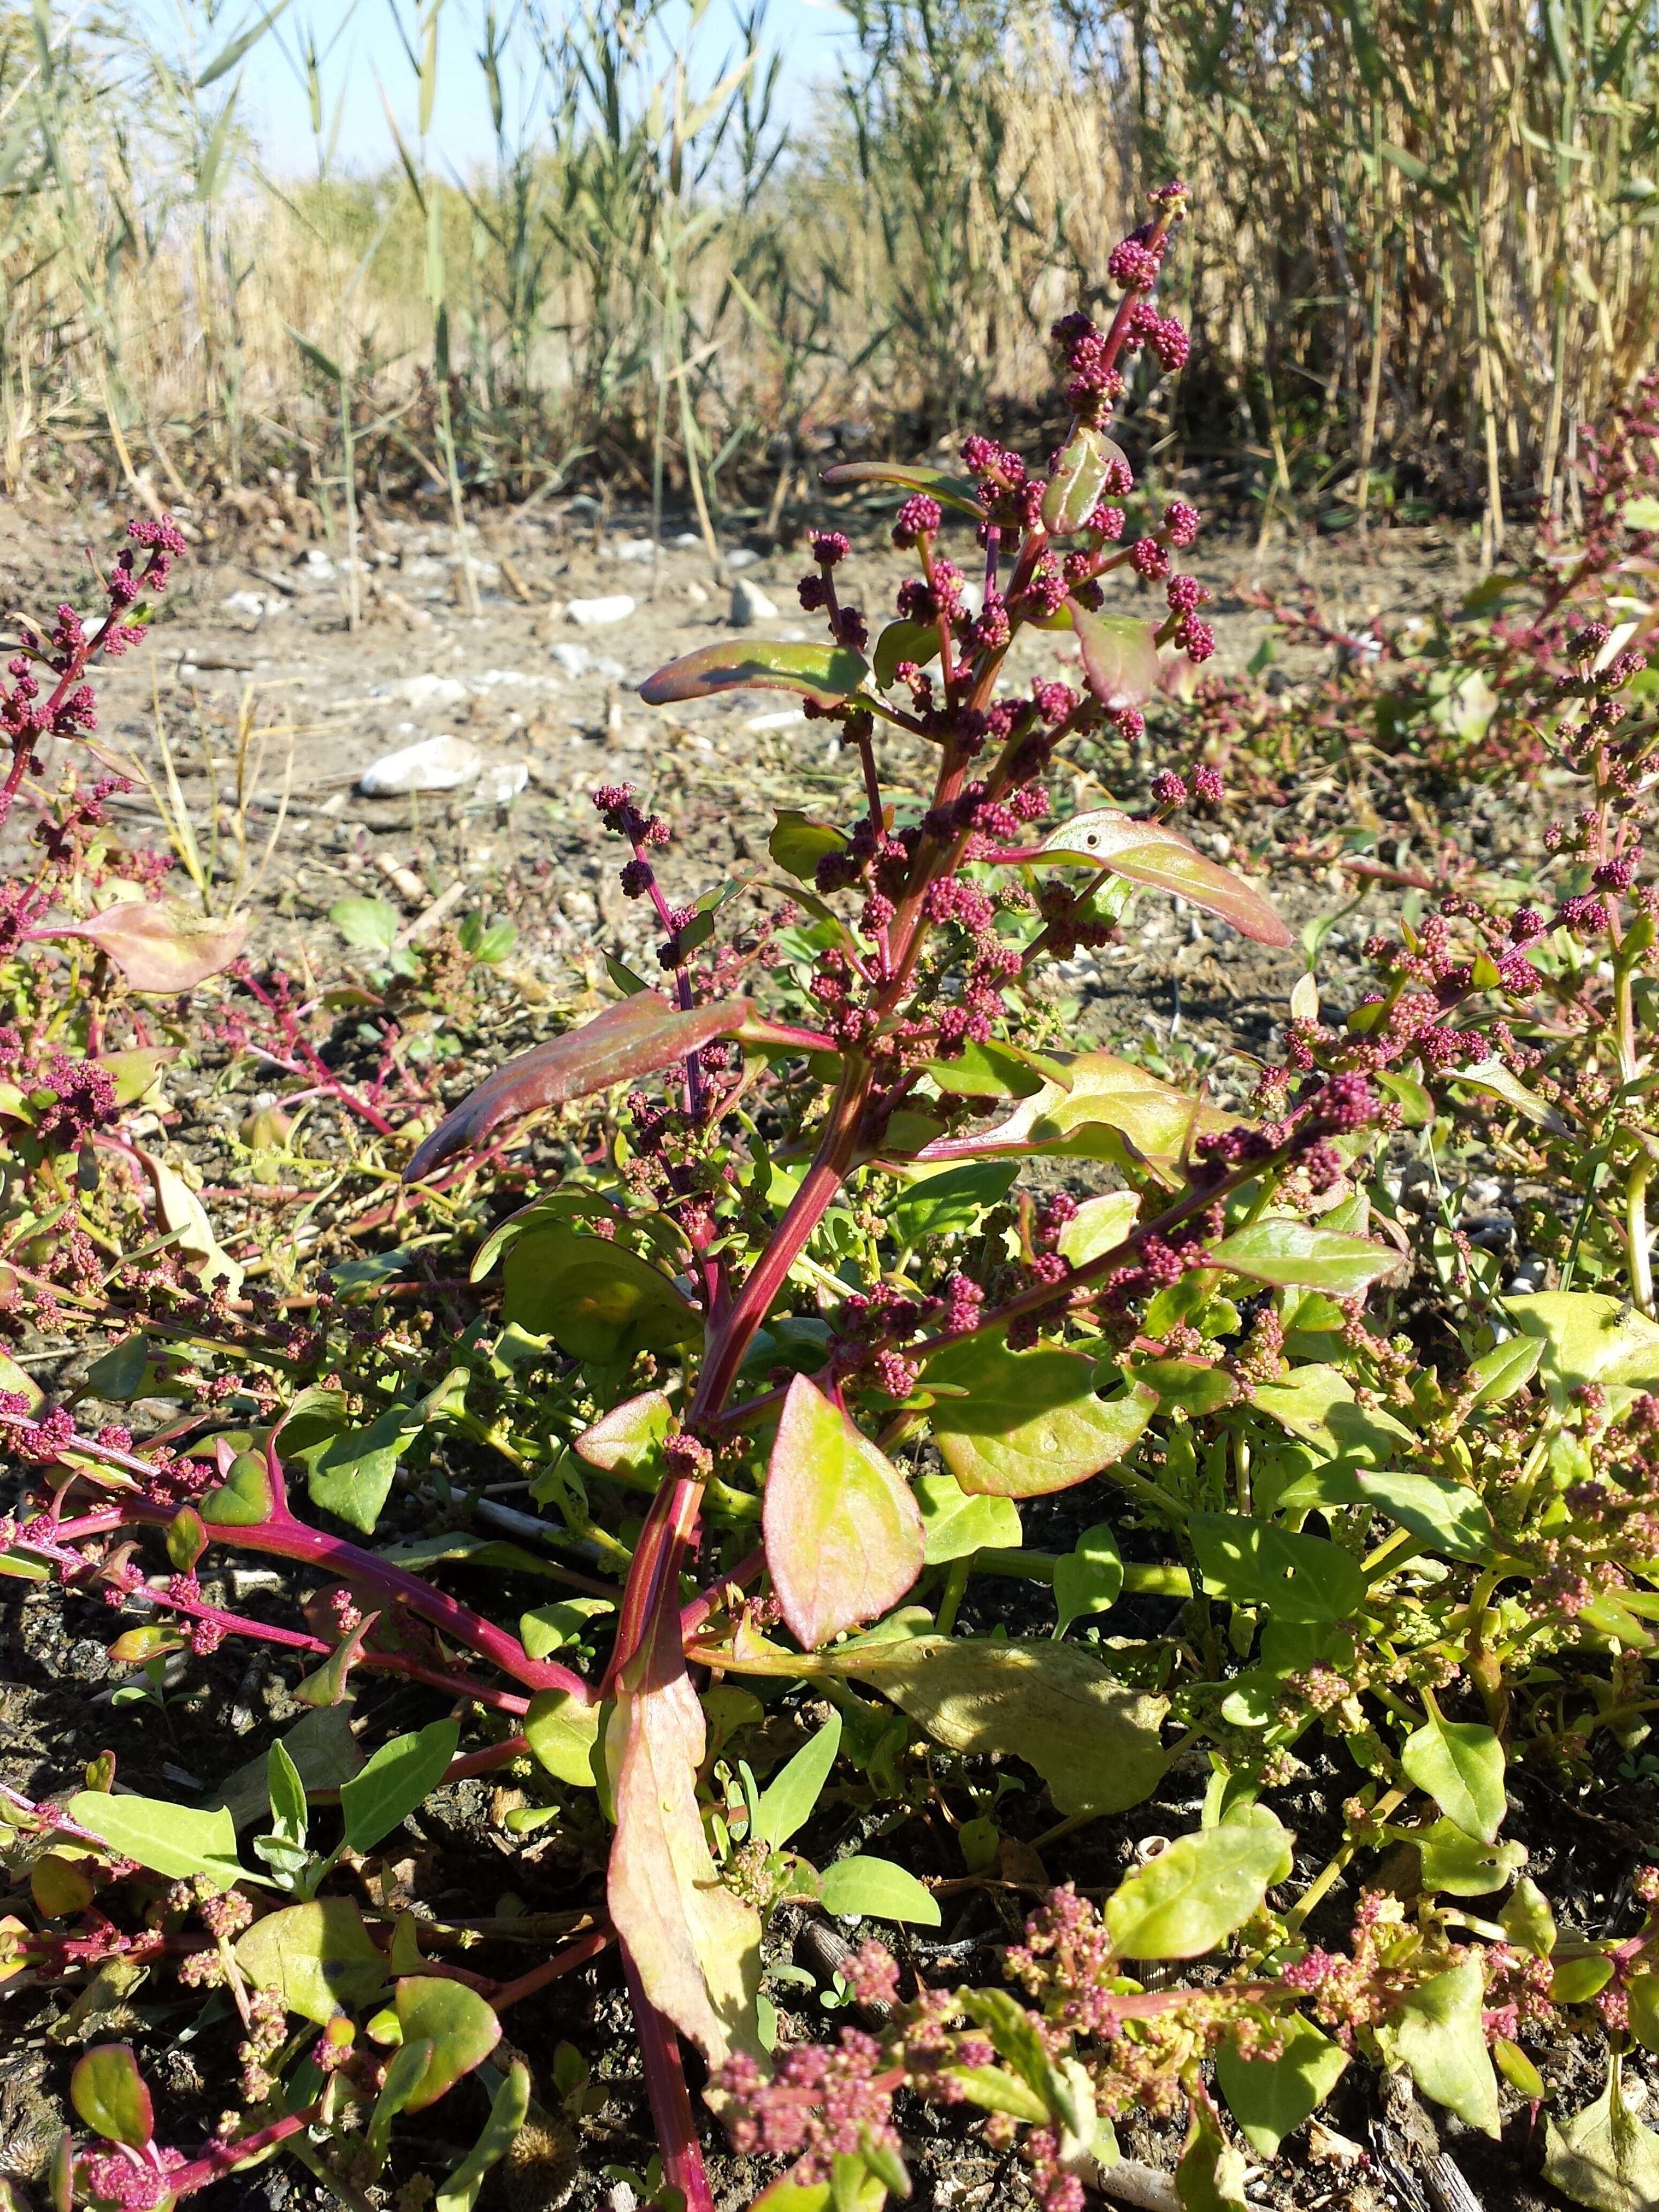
[1,0,1656,539]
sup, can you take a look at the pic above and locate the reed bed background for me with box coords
[3,0,1658,544]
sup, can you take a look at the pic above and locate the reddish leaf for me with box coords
[638,638,869,708]
[1041,425,1127,536]
[576,1390,674,1478]
[1069,606,1162,710]
[36,903,248,993]
[763,1376,925,1649]
[406,994,744,1180]
[606,1606,763,2068]
[995,810,1294,948]
[820,460,986,519]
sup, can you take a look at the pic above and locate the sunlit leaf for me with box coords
[1465,1333,1543,1407]
[235,1899,388,2024]
[436,2059,530,2212]
[392,1977,502,2110]
[638,638,869,707]
[769,810,848,880]
[1009,809,1294,948]
[923,1340,1156,1497]
[1057,1190,1141,1266]
[1190,1512,1366,1623]
[1504,1291,1659,1394]
[914,1471,1021,1564]
[915,1050,1244,1175]
[1250,1362,1413,1462]
[606,1610,763,2068]
[1446,1057,1571,1131]
[1413,1820,1527,1897]
[886,1162,1019,1244]
[872,617,941,688]
[1501,1876,1558,1959]
[340,1720,461,1853]
[1545,2060,1659,2212]
[763,1377,925,1649]
[818,1854,941,1925]
[1042,425,1126,535]
[406,993,758,1179]
[296,1402,426,1536]
[1378,1958,1499,2135]
[1207,1219,1397,1295]
[1105,1814,1293,1958]
[1053,1525,1124,1637]
[1068,607,1162,711]
[919,1036,1058,1099]
[753,1715,842,1849]
[576,1389,674,1477]
[524,1687,604,1789]
[199,1451,274,1528]
[36,902,248,992]
[1275,1464,1494,1565]
[1215,2015,1348,2156]
[1401,1712,1507,1843]
[70,2046,153,2147]
[714,1635,1169,1818]
[65,1792,249,1893]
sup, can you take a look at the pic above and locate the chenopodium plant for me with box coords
[385,180,1484,2209]
[13,194,1658,2212]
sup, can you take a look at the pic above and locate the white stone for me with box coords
[727,547,759,569]
[566,594,636,627]
[304,549,337,578]
[745,708,806,732]
[549,644,591,677]
[729,578,780,626]
[379,672,468,709]
[959,578,984,618]
[609,536,657,563]
[221,589,278,621]
[481,760,530,804]
[671,530,702,547]
[358,735,482,796]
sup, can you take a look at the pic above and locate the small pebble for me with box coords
[729,578,779,626]
[358,735,482,795]
[566,594,636,627]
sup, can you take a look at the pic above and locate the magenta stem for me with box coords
[43,1488,588,1701]
[624,1955,717,2212]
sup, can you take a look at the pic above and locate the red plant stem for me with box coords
[236,969,397,1138]
[601,1459,706,1697]
[441,1733,528,1782]
[42,1489,587,1700]
[692,1063,870,1427]
[678,1546,765,1645]
[492,1925,612,2011]
[167,2106,321,2199]
[624,1955,716,2212]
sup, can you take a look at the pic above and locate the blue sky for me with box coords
[128,1,851,176]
